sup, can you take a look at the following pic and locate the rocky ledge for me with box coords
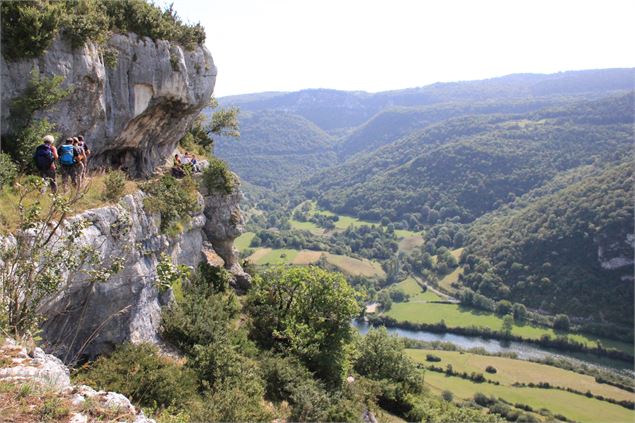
[0,338,154,423]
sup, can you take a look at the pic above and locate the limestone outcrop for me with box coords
[0,338,155,423]
[38,191,205,363]
[1,33,216,176]
[38,183,246,364]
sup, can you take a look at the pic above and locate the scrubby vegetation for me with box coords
[1,0,206,61]
[142,175,201,235]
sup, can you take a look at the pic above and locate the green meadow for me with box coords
[385,302,633,353]
[423,371,634,423]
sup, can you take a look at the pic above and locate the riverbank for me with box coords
[362,315,635,365]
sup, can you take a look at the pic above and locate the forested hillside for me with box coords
[463,161,633,326]
[216,69,634,190]
[214,110,335,188]
[308,93,633,224]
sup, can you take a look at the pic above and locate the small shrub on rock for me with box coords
[142,175,200,234]
[0,153,17,189]
[202,157,235,194]
[75,343,198,410]
[101,169,126,202]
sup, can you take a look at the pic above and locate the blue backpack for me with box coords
[59,144,75,166]
[33,144,54,170]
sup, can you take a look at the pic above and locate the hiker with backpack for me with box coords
[77,135,90,179]
[58,137,83,191]
[33,134,58,193]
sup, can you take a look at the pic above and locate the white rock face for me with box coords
[0,339,70,390]
[38,191,206,362]
[1,33,216,176]
[32,185,247,363]
[0,339,155,423]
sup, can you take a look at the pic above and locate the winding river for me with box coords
[352,320,635,377]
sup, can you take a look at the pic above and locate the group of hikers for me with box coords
[172,151,201,178]
[34,133,202,191]
[33,134,90,194]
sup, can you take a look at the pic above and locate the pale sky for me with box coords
[163,0,635,97]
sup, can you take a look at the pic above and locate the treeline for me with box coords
[2,0,205,61]
[250,224,400,264]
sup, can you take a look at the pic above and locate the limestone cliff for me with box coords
[39,183,246,364]
[1,33,216,176]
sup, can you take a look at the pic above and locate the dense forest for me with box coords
[309,93,633,224]
[213,110,335,188]
[463,161,633,326]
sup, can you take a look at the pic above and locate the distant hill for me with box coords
[214,110,335,189]
[220,69,635,132]
[215,68,634,190]
[306,93,634,224]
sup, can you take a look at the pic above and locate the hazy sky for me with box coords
[163,0,635,97]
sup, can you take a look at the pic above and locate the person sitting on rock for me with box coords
[172,154,185,178]
[184,152,201,172]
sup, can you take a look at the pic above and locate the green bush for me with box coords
[1,1,62,60]
[202,157,236,194]
[101,169,127,202]
[0,153,18,189]
[426,353,442,362]
[2,0,206,61]
[75,343,198,410]
[142,175,200,234]
[246,266,360,386]
[4,119,58,172]
[102,46,119,68]
[61,0,110,49]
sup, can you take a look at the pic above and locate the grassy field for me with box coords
[385,302,633,353]
[398,235,425,253]
[289,219,325,235]
[423,371,634,423]
[437,267,463,293]
[407,349,635,402]
[1,173,138,234]
[234,232,255,252]
[245,247,385,278]
[387,277,443,302]
[325,253,385,278]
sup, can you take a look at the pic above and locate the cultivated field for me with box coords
[407,349,635,402]
[423,371,634,423]
[324,253,385,278]
[292,250,324,264]
[245,247,385,278]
